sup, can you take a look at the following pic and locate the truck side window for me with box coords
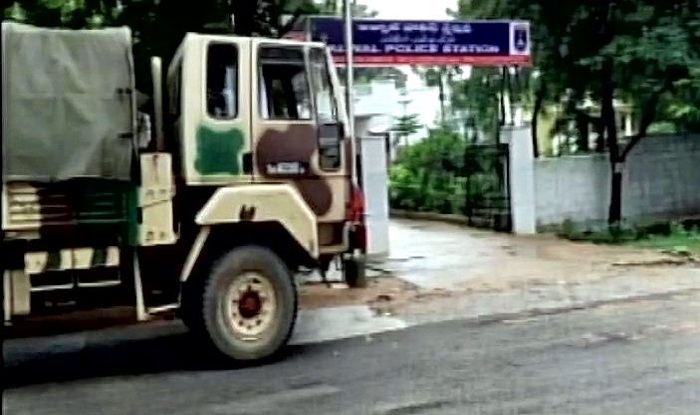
[259,46,312,120]
[206,42,238,120]
[310,47,342,171]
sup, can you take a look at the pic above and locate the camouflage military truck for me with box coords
[1,22,367,361]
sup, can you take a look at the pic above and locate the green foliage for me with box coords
[558,218,700,255]
[3,0,124,28]
[392,114,422,143]
[389,128,468,214]
[557,219,643,244]
[632,222,700,256]
[454,0,700,136]
[2,0,324,93]
[451,67,504,142]
[389,128,508,216]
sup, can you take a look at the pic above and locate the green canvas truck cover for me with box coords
[1,21,136,182]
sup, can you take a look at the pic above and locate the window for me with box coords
[309,47,338,124]
[167,60,182,119]
[309,47,342,171]
[206,43,238,120]
[258,45,312,120]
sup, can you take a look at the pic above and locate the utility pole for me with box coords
[343,0,357,185]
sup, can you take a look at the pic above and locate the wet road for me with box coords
[5,292,699,415]
[378,219,696,291]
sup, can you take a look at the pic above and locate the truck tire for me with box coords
[343,256,368,289]
[201,245,297,361]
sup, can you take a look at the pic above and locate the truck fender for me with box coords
[195,184,319,258]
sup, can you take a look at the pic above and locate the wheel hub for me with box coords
[226,272,277,340]
[238,291,262,319]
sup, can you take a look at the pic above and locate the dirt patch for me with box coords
[299,277,453,314]
[448,238,698,294]
[299,277,418,310]
[389,218,695,293]
[502,236,681,265]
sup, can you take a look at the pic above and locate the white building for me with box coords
[346,78,444,144]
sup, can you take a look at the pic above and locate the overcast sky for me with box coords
[360,0,456,20]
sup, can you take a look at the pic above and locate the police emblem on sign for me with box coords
[514,25,528,52]
[510,22,531,56]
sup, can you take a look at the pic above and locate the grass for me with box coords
[558,219,700,256]
[629,232,700,255]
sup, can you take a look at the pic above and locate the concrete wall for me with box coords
[533,134,700,228]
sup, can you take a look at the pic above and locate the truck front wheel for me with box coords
[200,245,297,361]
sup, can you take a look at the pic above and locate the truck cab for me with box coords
[166,34,359,257]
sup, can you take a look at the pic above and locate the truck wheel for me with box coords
[201,245,297,361]
[343,256,368,289]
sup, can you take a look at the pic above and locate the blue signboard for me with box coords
[301,17,531,67]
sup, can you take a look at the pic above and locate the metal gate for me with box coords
[462,143,512,232]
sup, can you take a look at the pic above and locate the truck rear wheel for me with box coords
[200,245,297,361]
[343,256,368,289]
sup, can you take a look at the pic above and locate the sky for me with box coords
[361,0,456,20]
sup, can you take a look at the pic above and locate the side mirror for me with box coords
[318,122,343,170]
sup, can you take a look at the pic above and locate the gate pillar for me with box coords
[503,125,537,234]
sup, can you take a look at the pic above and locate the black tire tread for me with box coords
[343,257,368,289]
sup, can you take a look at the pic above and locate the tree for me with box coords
[3,0,124,28]
[664,66,700,132]
[413,67,463,126]
[392,114,422,146]
[449,67,505,143]
[3,0,326,92]
[455,0,700,226]
[262,0,323,37]
[565,0,700,224]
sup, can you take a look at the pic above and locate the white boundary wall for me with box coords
[506,127,700,234]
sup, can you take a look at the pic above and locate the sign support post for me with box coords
[343,0,358,185]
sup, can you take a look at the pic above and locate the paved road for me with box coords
[4,292,699,415]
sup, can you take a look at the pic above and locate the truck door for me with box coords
[180,35,252,184]
[251,41,349,226]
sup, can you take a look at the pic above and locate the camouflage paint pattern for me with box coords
[24,246,120,275]
[195,125,246,175]
[253,123,351,224]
